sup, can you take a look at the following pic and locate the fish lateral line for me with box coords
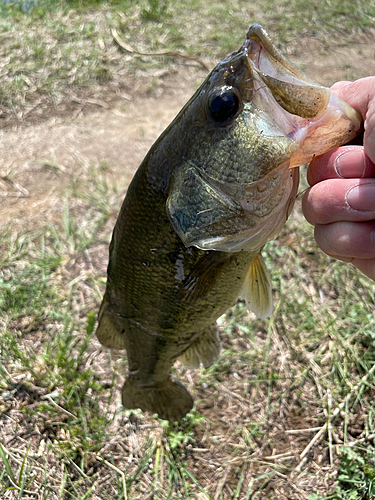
[119,316,161,337]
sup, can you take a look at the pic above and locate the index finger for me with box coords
[306,146,375,186]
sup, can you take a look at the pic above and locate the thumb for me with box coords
[331,77,375,164]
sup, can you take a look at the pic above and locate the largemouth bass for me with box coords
[96,25,362,421]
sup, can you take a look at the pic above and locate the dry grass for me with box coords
[1,168,375,499]
[0,0,374,127]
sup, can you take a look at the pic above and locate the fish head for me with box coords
[166,24,362,252]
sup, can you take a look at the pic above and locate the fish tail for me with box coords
[122,377,193,421]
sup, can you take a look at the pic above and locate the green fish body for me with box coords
[96,25,362,421]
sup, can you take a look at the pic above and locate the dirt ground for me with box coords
[1,35,375,499]
[1,37,375,231]
[0,65,199,230]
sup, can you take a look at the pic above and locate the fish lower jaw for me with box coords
[288,95,362,168]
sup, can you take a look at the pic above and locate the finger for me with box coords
[351,258,375,281]
[306,146,375,185]
[302,178,375,225]
[314,221,375,259]
[330,77,375,122]
[331,77,375,164]
[330,81,352,94]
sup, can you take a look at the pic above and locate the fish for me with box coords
[96,24,362,421]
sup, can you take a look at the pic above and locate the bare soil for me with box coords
[0,63,205,231]
[1,36,375,230]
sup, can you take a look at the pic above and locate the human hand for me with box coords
[302,77,375,280]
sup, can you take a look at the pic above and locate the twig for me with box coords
[299,425,327,461]
[214,467,230,500]
[295,424,327,471]
[42,395,77,419]
[346,433,375,447]
[1,176,29,196]
[221,385,249,404]
[111,28,210,71]
[67,458,88,479]
[285,427,323,434]
[71,95,109,109]
[331,429,344,445]
[97,455,128,500]
[142,490,159,500]
[263,451,294,460]
[327,389,333,466]
[274,470,288,479]
[295,456,309,473]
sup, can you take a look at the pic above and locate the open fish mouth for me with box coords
[241,24,362,168]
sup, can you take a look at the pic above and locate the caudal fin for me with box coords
[122,377,193,422]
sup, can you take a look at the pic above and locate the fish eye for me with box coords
[208,87,241,125]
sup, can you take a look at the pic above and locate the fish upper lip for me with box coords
[242,24,316,85]
[241,38,311,90]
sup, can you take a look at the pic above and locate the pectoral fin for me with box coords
[241,253,273,319]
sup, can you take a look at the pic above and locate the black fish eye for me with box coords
[208,87,241,124]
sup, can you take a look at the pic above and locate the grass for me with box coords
[1,168,375,498]
[0,0,375,498]
[0,0,373,123]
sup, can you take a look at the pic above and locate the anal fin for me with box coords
[241,253,273,320]
[180,325,221,369]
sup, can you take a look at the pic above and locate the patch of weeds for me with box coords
[310,445,375,499]
[260,0,375,42]
[0,231,64,328]
[0,442,35,496]
[140,0,170,22]
[0,170,123,496]
[333,445,375,500]
[160,410,204,451]
[0,0,372,125]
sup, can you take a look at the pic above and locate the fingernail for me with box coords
[347,183,375,211]
[334,149,366,178]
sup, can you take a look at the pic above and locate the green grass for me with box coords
[0,0,373,122]
[1,170,375,498]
